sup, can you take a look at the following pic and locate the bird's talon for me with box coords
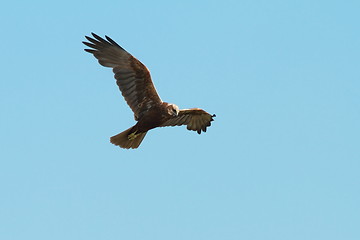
[128,131,138,140]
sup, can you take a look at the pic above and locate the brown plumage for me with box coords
[83,33,215,149]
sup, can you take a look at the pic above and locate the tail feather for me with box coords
[110,126,147,149]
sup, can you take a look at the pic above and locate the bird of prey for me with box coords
[83,33,215,149]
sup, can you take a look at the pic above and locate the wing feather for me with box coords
[83,33,162,118]
[161,108,215,134]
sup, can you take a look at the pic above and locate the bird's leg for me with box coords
[128,130,138,140]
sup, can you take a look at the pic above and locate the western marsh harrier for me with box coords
[83,33,215,149]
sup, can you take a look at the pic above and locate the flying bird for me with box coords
[83,33,215,149]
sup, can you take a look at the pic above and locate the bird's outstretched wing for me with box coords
[160,108,215,134]
[83,33,162,119]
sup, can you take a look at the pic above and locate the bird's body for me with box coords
[132,102,174,133]
[83,33,215,149]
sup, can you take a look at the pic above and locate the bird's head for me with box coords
[167,103,180,117]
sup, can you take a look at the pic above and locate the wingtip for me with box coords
[105,35,123,48]
[91,32,99,38]
[83,32,96,40]
[84,32,124,50]
[84,49,96,53]
[85,36,93,42]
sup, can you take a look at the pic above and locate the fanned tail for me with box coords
[110,126,147,149]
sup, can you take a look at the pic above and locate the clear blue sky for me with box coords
[1,0,359,239]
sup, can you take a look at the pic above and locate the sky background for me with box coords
[1,0,359,239]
